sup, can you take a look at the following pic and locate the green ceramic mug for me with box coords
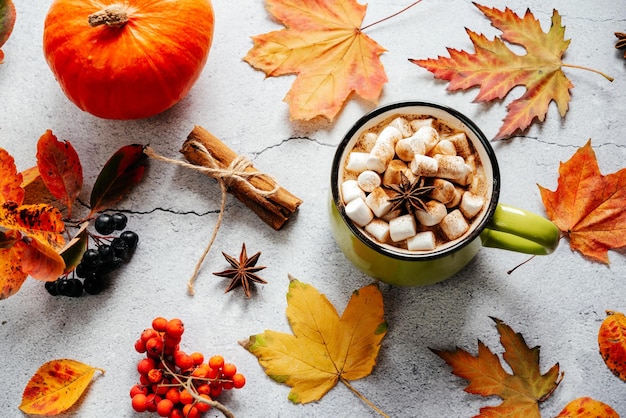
[329,102,560,286]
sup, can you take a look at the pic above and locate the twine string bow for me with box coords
[144,143,279,295]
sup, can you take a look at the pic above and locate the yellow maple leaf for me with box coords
[241,276,387,410]
[244,0,388,121]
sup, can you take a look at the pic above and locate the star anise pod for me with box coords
[616,32,626,58]
[383,172,436,215]
[213,243,267,298]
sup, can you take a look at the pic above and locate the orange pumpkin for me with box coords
[43,0,214,120]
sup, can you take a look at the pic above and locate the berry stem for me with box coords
[361,0,423,31]
[340,376,389,418]
[159,356,235,418]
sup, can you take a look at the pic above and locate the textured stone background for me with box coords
[1,1,625,417]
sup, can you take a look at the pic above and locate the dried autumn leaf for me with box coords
[598,310,626,381]
[556,396,619,418]
[0,147,24,205]
[19,359,104,416]
[410,3,612,139]
[18,237,65,281]
[89,144,147,216]
[21,166,41,188]
[241,276,387,408]
[0,230,27,299]
[244,0,387,121]
[432,317,563,417]
[0,0,16,63]
[36,130,83,218]
[0,202,65,249]
[538,140,626,263]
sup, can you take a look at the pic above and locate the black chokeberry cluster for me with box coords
[46,212,139,297]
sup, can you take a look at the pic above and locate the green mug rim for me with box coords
[330,101,501,261]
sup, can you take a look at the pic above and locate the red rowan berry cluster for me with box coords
[131,317,245,417]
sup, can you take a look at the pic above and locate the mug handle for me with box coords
[480,203,560,255]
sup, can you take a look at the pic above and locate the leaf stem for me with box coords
[361,1,423,31]
[340,377,390,418]
[562,63,614,82]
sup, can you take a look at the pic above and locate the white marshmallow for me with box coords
[445,186,464,209]
[389,116,413,138]
[365,219,390,243]
[434,155,473,185]
[409,118,435,132]
[382,159,408,185]
[389,214,417,242]
[440,209,469,240]
[410,154,439,177]
[377,125,403,145]
[460,192,485,219]
[395,138,414,162]
[407,231,436,251]
[357,170,381,193]
[445,132,472,158]
[367,141,395,173]
[345,151,369,173]
[341,179,365,203]
[365,187,394,218]
[412,126,439,153]
[429,178,456,204]
[360,132,378,152]
[344,197,374,227]
[430,139,457,156]
[469,172,488,196]
[414,200,447,227]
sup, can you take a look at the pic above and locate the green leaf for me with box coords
[0,0,16,63]
[89,144,147,216]
[59,222,88,274]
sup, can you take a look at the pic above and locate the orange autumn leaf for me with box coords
[244,0,387,121]
[21,166,41,188]
[0,202,65,249]
[410,3,611,139]
[19,359,104,416]
[17,237,65,281]
[598,311,626,381]
[556,397,619,418]
[432,317,563,418]
[241,276,387,409]
[0,147,25,205]
[538,140,626,263]
[0,230,27,299]
[36,130,83,218]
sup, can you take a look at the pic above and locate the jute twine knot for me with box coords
[143,143,279,295]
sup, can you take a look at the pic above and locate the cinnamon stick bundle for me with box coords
[180,126,302,230]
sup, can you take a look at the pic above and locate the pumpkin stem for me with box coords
[88,6,129,28]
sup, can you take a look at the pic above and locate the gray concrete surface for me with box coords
[1,1,625,417]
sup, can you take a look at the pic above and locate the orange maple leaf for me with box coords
[410,3,612,139]
[538,140,626,264]
[244,0,388,121]
[432,317,563,418]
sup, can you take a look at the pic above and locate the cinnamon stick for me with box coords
[180,126,303,230]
